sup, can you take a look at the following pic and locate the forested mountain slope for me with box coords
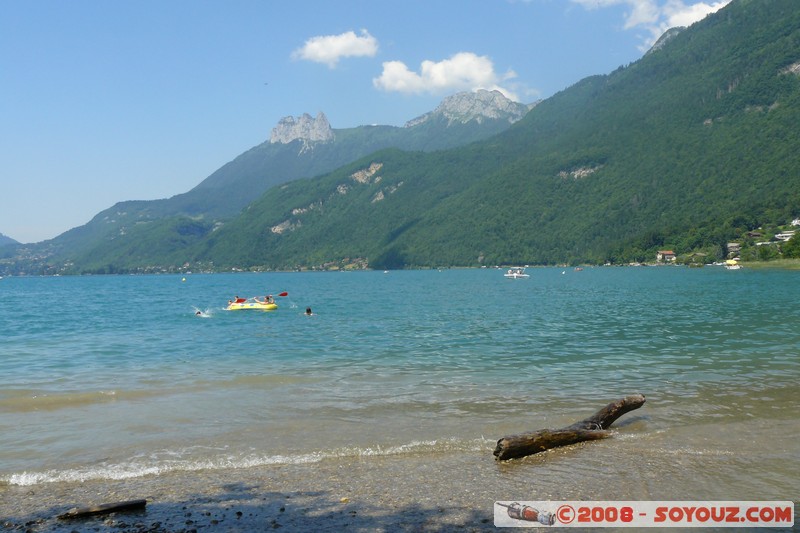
[180,0,800,270]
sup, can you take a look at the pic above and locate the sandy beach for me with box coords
[4,419,798,532]
[8,429,795,533]
[3,452,508,532]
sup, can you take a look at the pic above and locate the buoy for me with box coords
[182,278,186,282]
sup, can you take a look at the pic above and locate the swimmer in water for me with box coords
[305,307,313,316]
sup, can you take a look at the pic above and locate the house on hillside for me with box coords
[656,250,676,263]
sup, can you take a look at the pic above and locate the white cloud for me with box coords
[569,0,731,49]
[291,29,378,68]
[373,52,519,100]
[662,0,730,28]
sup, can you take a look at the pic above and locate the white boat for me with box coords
[504,267,530,279]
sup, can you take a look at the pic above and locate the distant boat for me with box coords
[504,267,530,279]
[724,259,741,270]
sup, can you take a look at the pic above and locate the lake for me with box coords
[1,267,797,513]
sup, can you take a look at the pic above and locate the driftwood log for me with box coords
[493,393,645,461]
[57,499,147,519]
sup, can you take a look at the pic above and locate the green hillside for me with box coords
[177,0,800,271]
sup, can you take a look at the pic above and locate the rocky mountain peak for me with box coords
[404,89,535,128]
[647,27,685,55]
[270,112,334,144]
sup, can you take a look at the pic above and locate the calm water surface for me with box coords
[1,267,798,501]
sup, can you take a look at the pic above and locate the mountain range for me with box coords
[3,0,799,275]
[0,90,533,274]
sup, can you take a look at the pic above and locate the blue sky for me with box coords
[1,0,729,244]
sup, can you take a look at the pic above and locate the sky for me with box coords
[0,0,730,244]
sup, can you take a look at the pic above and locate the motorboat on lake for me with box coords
[504,267,530,279]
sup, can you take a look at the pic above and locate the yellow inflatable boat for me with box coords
[226,298,278,311]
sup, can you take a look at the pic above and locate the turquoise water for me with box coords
[1,267,798,498]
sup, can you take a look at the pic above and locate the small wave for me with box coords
[651,447,735,457]
[3,455,321,486]
[193,373,326,389]
[340,437,490,457]
[0,388,169,413]
[2,437,492,486]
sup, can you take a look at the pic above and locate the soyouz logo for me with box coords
[494,501,794,528]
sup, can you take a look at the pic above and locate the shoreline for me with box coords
[5,426,797,533]
[3,452,504,532]
[3,258,800,278]
[5,421,799,532]
[737,258,800,270]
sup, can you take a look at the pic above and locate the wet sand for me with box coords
[2,453,504,532]
[3,418,798,532]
